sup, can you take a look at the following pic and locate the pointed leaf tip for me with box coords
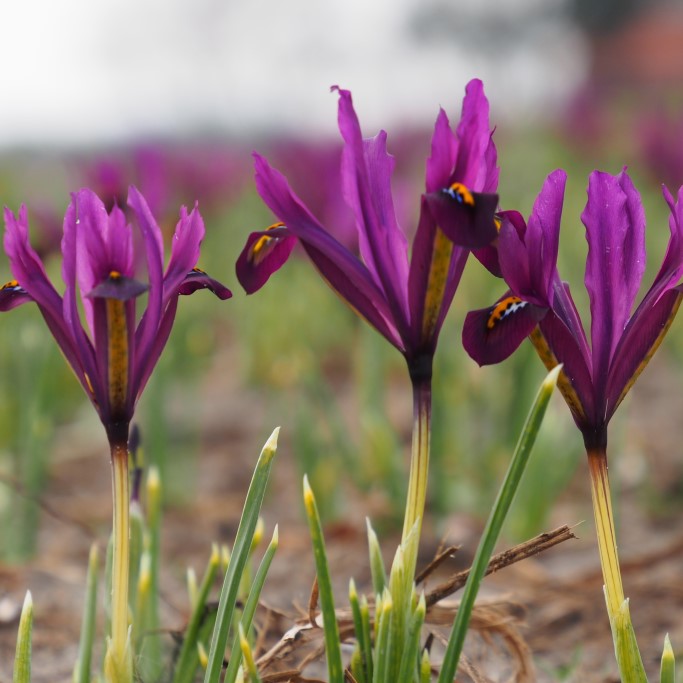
[147,466,160,493]
[544,364,562,391]
[303,474,315,509]
[264,426,280,453]
[661,633,675,683]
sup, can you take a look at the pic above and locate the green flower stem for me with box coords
[586,448,624,617]
[402,378,431,558]
[105,441,132,683]
[587,447,647,681]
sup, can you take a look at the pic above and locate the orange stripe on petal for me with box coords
[486,296,527,330]
[421,228,453,342]
[106,299,128,416]
[443,182,475,206]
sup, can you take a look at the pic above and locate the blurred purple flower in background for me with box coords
[638,109,683,191]
[73,142,249,227]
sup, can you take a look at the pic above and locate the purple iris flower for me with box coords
[236,79,499,382]
[463,168,683,449]
[1,187,232,447]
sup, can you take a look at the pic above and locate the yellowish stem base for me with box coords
[110,442,131,679]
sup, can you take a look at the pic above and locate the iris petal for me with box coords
[178,267,233,298]
[235,224,297,294]
[462,291,542,366]
[0,279,33,310]
[424,188,499,249]
[583,170,646,399]
[408,197,468,354]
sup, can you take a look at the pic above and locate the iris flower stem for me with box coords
[110,441,131,673]
[402,378,432,567]
[586,448,624,618]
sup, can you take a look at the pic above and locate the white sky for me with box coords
[0,0,587,147]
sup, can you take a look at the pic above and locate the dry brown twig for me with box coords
[425,525,576,607]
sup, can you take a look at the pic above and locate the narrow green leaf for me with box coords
[303,475,344,683]
[13,591,33,683]
[203,428,279,683]
[437,365,560,683]
[399,521,419,596]
[197,642,208,671]
[187,568,198,610]
[128,500,144,616]
[397,594,426,683]
[386,547,406,682]
[172,545,220,683]
[660,633,675,683]
[140,466,163,681]
[366,518,386,596]
[350,646,365,683]
[360,594,373,682]
[419,649,431,683]
[132,552,151,650]
[349,580,372,683]
[238,624,262,683]
[611,598,648,683]
[372,590,393,683]
[74,544,99,683]
[224,526,279,683]
[104,534,114,641]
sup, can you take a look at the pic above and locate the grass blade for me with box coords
[13,591,33,683]
[224,526,279,683]
[303,475,344,683]
[366,518,386,596]
[203,428,279,683]
[238,624,263,683]
[611,597,648,683]
[372,590,392,683]
[74,544,99,683]
[437,366,559,683]
[172,545,220,683]
[396,593,426,683]
[660,633,675,683]
[349,580,372,683]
